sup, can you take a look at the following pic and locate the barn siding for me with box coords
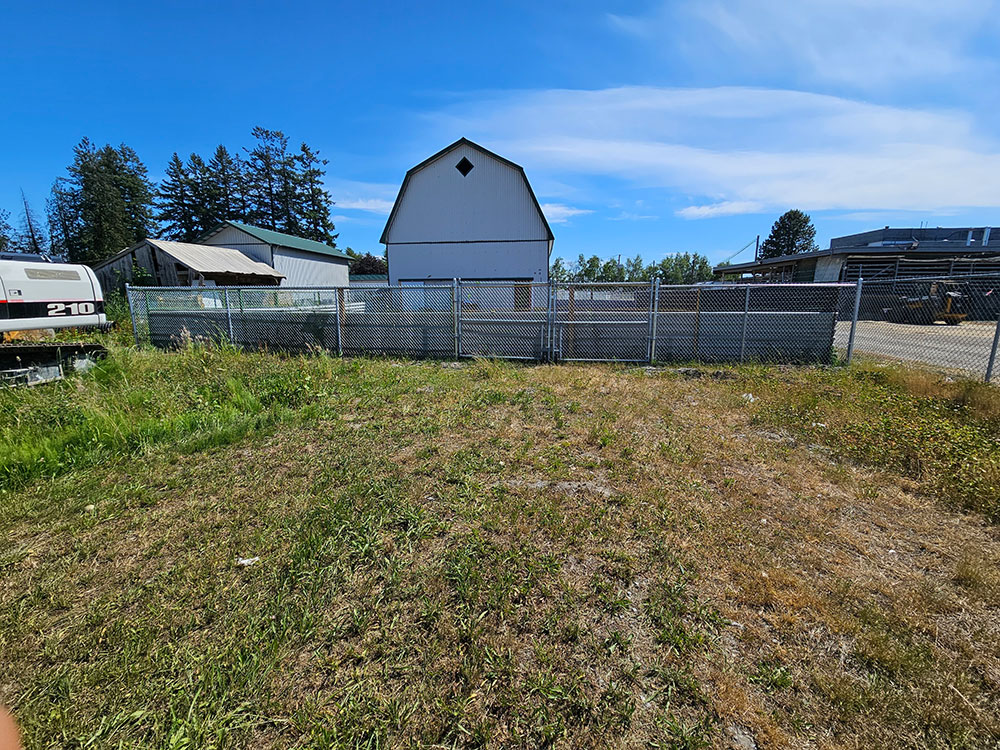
[388,240,550,285]
[273,248,349,286]
[385,143,549,244]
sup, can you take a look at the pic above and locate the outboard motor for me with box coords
[0,259,108,384]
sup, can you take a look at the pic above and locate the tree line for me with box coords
[0,127,339,265]
[551,209,820,283]
[551,252,714,284]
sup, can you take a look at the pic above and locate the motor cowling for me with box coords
[0,259,107,335]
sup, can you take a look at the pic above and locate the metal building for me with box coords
[381,138,554,286]
[201,221,351,287]
[715,226,1000,283]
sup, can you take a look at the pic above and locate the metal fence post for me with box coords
[647,278,659,363]
[739,285,751,362]
[336,287,345,356]
[124,284,141,346]
[846,277,863,364]
[453,278,460,358]
[546,283,556,362]
[693,287,702,361]
[223,288,234,343]
[986,313,1000,383]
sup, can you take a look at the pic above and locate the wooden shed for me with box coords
[91,239,284,292]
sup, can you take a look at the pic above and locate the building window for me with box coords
[455,157,474,176]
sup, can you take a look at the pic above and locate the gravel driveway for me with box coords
[835,320,999,378]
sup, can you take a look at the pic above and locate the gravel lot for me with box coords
[836,320,999,378]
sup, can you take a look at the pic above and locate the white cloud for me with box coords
[326,178,398,215]
[609,0,996,89]
[677,201,764,219]
[540,203,592,223]
[609,211,658,221]
[426,86,1000,215]
[334,198,394,214]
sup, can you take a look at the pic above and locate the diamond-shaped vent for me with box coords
[455,157,474,176]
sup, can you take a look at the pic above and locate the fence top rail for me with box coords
[127,280,858,294]
[859,272,1000,284]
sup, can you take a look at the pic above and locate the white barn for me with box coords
[381,139,554,286]
[201,221,351,287]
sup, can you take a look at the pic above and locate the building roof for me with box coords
[715,226,1000,275]
[92,239,285,279]
[204,221,351,260]
[147,240,285,278]
[350,274,388,282]
[379,137,555,245]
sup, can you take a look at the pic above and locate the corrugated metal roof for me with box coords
[350,274,388,281]
[148,240,285,278]
[221,222,351,260]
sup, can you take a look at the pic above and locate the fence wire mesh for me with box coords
[127,280,853,367]
[835,274,1000,381]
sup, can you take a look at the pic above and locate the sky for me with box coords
[2,0,1000,267]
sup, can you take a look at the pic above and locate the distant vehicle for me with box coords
[884,280,969,325]
[1,259,108,385]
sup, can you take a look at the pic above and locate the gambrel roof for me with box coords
[379,138,554,245]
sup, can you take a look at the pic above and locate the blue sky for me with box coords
[3,0,1000,266]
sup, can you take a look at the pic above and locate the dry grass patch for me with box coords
[1,349,998,748]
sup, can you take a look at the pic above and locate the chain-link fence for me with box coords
[833,274,1000,381]
[126,281,848,366]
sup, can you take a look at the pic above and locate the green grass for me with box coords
[1,346,999,748]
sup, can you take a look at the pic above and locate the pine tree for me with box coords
[186,153,216,238]
[244,127,294,231]
[0,209,16,253]
[48,138,155,263]
[18,190,47,254]
[206,145,243,224]
[759,209,818,259]
[156,153,198,241]
[348,252,387,275]
[295,142,338,245]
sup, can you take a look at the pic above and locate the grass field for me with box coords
[1,345,999,749]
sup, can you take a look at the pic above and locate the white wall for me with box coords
[388,240,549,284]
[273,248,349,286]
[203,225,271,265]
[385,142,551,285]
[385,143,550,244]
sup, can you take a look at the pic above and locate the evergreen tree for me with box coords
[156,153,198,241]
[295,142,337,245]
[186,153,216,238]
[18,190,47,254]
[347,252,387,275]
[0,209,16,253]
[759,209,818,259]
[48,138,154,263]
[206,145,243,224]
[244,127,296,232]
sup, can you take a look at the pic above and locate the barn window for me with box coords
[455,157,474,176]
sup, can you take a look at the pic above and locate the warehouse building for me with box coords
[715,227,1000,283]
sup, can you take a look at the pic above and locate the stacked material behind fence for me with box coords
[127,281,845,365]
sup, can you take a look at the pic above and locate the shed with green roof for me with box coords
[201,221,351,287]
